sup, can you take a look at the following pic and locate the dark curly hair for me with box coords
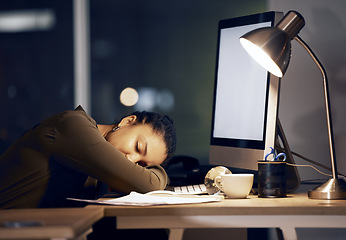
[117,111,176,165]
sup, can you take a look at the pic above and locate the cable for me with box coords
[279,149,346,181]
[286,163,331,177]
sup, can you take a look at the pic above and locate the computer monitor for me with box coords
[209,11,300,191]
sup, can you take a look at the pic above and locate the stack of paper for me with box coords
[68,191,222,206]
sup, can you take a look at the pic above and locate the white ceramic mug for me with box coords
[215,173,254,198]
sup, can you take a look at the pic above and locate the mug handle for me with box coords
[214,175,223,192]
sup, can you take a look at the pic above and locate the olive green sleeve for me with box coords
[38,109,168,194]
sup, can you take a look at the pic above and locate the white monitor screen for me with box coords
[213,22,271,142]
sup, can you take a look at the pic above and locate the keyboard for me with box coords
[169,184,207,195]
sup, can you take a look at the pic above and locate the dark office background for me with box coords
[0,1,74,153]
[0,0,266,163]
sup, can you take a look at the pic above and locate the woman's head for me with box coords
[106,111,176,167]
[128,111,176,160]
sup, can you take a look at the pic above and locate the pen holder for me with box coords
[258,161,286,198]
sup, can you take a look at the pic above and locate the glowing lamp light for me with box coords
[240,37,283,78]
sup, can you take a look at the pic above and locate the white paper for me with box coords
[67,191,222,206]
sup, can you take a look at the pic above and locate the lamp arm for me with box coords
[294,35,338,179]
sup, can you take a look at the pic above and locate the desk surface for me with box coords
[0,207,103,239]
[92,192,346,217]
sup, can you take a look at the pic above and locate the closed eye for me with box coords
[136,138,148,156]
[136,141,140,153]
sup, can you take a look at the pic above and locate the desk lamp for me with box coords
[239,10,346,200]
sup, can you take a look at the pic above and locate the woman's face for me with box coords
[105,116,167,167]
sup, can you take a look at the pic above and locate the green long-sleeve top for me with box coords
[0,106,168,209]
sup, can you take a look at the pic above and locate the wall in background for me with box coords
[0,0,74,154]
[268,0,346,182]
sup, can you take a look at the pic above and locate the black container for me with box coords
[258,161,286,198]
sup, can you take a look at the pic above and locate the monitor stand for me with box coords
[276,118,301,192]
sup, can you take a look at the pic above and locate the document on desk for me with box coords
[67,191,222,206]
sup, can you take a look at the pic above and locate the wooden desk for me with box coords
[91,192,346,240]
[0,207,103,240]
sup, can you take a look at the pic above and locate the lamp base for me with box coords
[308,178,346,200]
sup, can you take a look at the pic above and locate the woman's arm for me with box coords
[38,109,168,194]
